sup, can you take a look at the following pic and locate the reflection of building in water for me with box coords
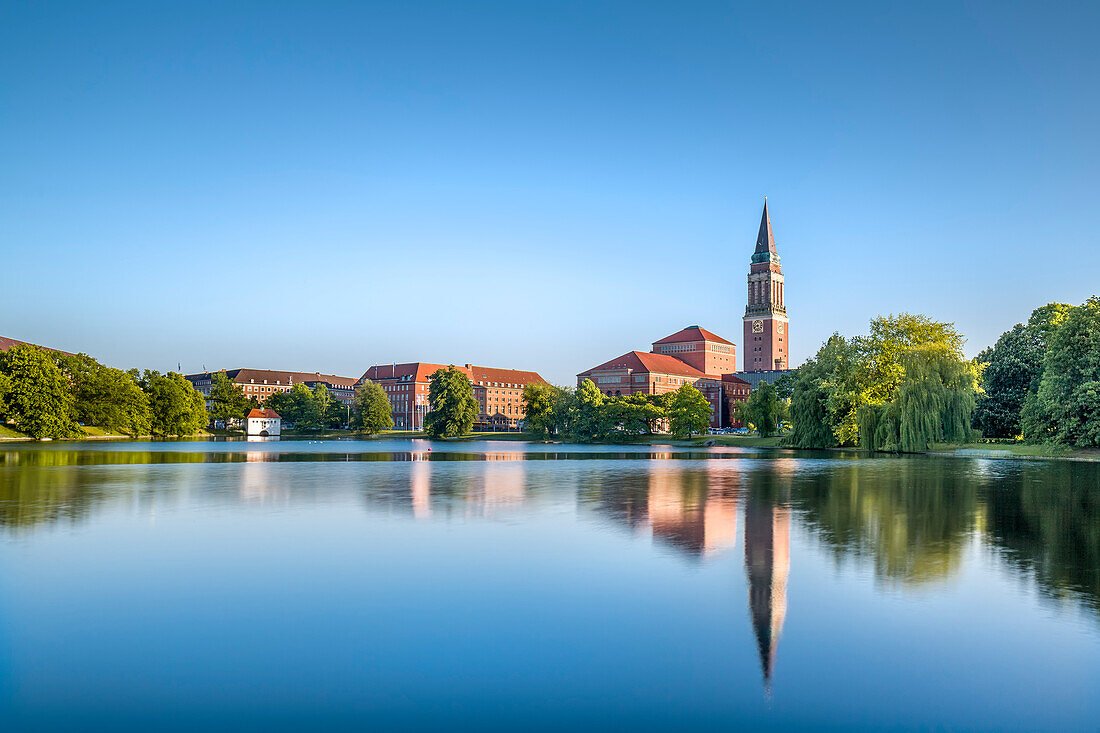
[744,494,790,689]
[239,451,291,504]
[410,456,431,520]
[647,460,740,557]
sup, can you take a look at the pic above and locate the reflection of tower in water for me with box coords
[744,490,790,690]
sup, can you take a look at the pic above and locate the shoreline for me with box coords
[2,430,1097,462]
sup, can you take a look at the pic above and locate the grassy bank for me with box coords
[0,424,31,440]
[930,441,1099,460]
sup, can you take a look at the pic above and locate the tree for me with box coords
[266,383,322,430]
[208,372,252,430]
[323,391,349,429]
[735,381,788,437]
[310,383,346,429]
[858,345,979,452]
[1023,296,1100,446]
[615,393,666,435]
[788,335,855,448]
[0,371,10,421]
[424,366,479,438]
[140,371,208,436]
[52,353,151,437]
[974,303,1073,438]
[567,379,609,442]
[521,382,563,437]
[788,315,976,450]
[352,381,394,434]
[667,382,712,438]
[0,344,80,438]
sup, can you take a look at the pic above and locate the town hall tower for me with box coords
[743,200,789,371]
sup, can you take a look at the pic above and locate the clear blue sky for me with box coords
[2,1,1098,385]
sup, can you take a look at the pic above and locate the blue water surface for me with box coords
[0,439,1096,731]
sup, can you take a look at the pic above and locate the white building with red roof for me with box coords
[245,408,281,437]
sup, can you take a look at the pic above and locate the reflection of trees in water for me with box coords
[793,457,1100,618]
[2,449,1098,619]
[793,459,980,585]
[983,462,1100,615]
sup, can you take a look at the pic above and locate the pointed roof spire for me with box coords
[755,198,777,255]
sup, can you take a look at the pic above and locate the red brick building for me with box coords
[743,200,789,372]
[576,200,795,428]
[576,341,751,429]
[651,326,736,375]
[357,363,549,431]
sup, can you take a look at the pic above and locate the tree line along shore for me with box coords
[2,295,1098,454]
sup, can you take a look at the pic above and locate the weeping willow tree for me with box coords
[790,315,976,450]
[858,345,978,453]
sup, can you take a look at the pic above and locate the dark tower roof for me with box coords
[754,199,777,255]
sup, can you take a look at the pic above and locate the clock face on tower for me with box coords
[752,319,764,333]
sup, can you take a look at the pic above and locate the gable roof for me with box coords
[358,362,548,387]
[466,364,547,386]
[652,325,734,346]
[578,350,707,379]
[186,368,357,388]
[0,336,75,356]
[247,408,281,419]
[358,362,451,384]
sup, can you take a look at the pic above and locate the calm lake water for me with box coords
[1,439,1097,731]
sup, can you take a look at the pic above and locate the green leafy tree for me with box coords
[352,381,394,434]
[208,372,252,430]
[735,381,789,437]
[56,353,151,436]
[0,371,10,421]
[0,344,80,439]
[789,315,974,449]
[424,366,479,438]
[567,379,609,442]
[667,382,712,438]
[857,345,979,452]
[141,371,208,436]
[616,393,667,435]
[788,334,856,448]
[1023,296,1100,446]
[974,303,1074,438]
[326,394,351,428]
[310,383,346,429]
[268,383,322,430]
[521,382,562,437]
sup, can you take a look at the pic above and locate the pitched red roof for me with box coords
[185,368,357,388]
[578,351,707,379]
[0,336,75,356]
[358,362,450,384]
[466,364,547,386]
[247,409,281,419]
[652,325,734,346]
[358,362,548,386]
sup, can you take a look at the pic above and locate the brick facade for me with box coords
[357,363,548,431]
[743,200,789,371]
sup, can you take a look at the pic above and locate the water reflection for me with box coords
[0,447,1097,628]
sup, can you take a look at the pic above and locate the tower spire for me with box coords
[755,199,777,255]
